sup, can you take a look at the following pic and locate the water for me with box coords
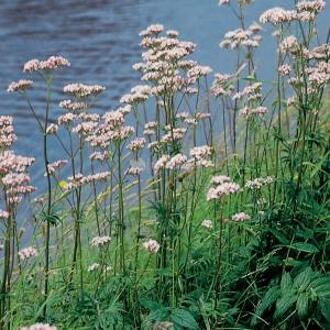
[0,0,329,194]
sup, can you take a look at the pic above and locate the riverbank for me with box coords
[1,1,330,329]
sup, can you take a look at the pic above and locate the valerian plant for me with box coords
[0,0,329,329]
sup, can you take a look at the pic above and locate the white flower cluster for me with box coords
[245,176,274,190]
[143,239,160,254]
[90,236,111,247]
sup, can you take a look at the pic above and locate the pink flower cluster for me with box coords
[47,159,68,176]
[296,0,326,13]
[307,61,330,88]
[18,247,38,261]
[239,106,268,119]
[161,127,187,143]
[90,235,111,247]
[72,121,98,136]
[219,0,253,5]
[143,239,160,254]
[279,36,299,54]
[63,83,105,99]
[127,137,146,152]
[0,116,16,148]
[232,212,251,222]
[66,172,110,190]
[220,26,262,49]
[59,100,88,112]
[201,219,213,229]
[211,73,234,97]
[0,151,34,175]
[58,113,77,126]
[207,176,240,201]
[126,166,143,176]
[23,56,70,72]
[84,106,134,148]
[304,44,330,60]
[90,151,108,162]
[260,1,325,25]
[260,7,298,24]
[139,24,164,37]
[245,176,274,190]
[211,175,231,185]
[278,64,292,76]
[7,80,33,93]
[20,323,57,330]
[190,146,212,161]
[46,123,58,135]
[134,24,213,97]
[0,210,9,219]
[0,148,35,206]
[120,85,152,105]
[2,173,34,191]
[177,112,210,126]
[166,153,187,170]
[154,155,170,174]
[233,82,263,102]
[143,121,158,136]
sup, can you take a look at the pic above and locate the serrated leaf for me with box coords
[311,277,330,290]
[268,228,289,245]
[281,272,293,292]
[170,309,199,330]
[139,296,162,311]
[275,294,297,319]
[313,282,330,298]
[320,298,330,322]
[146,307,170,323]
[296,294,309,319]
[252,286,280,325]
[290,243,319,253]
[294,267,313,291]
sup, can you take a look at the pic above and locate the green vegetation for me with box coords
[1,1,330,329]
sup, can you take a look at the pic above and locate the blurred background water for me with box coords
[0,0,329,195]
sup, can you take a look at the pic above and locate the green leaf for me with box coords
[313,282,330,298]
[243,75,258,82]
[290,243,319,253]
[320,298,330,322]
[275,294,297,319]
[281,272,293,292]
[145,308,170,324]
[296,294,309,319]
[267,228,289,245]
[41,211,62,226]
[170,309,199,329]
[252,286,280,325]
[311,276,330,290]
[294,267,313,291]
[139,296,162,311]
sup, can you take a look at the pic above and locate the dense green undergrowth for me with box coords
[1,1,330,329]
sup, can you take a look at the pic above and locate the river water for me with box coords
[0,0,329,194]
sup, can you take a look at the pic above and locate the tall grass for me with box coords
[1,1,330,329]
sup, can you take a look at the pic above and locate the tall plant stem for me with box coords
[117,142,125,274]
[273,33,284,204]
[0,202,12,330]
[90,160,101,235]
[134,174,142,277]
[214,204,224,310]
[43,78,53,319]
